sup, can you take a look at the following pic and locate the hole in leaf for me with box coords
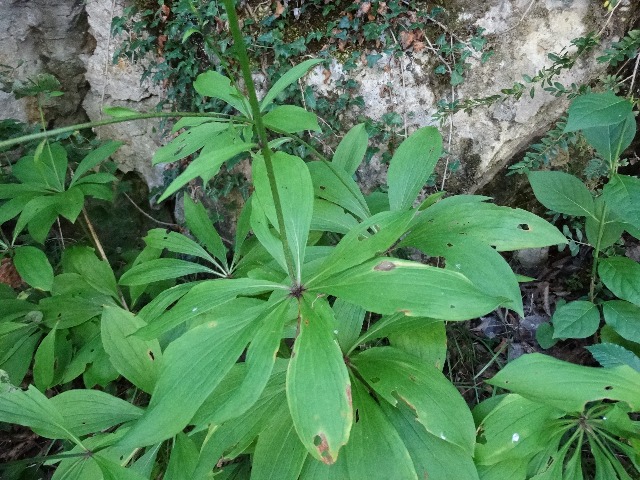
[355,408,360,423]
[148,350,155,361]
[319,185,326,190]
[313,434,333,464]
[517,223,531,231]
[370,377,380,383]
[604,386,613,391]
[446,243,453,247]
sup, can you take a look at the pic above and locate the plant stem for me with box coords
[589,206,607,303]
[0,111,238,152]
[222,0,298,283]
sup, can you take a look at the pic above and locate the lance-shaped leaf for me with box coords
[345,378,418,479]
[49,389,143,437]
[70,140,122,187]
[387,126,443,211]
[252,401,308,480]
[153,121,229,165]
[528,171,596,218]
[0,384,75,440]
[287,295,352,464]
[599,256,640,306]
[33,325,57,391]
[250,197,287,273]
[352,347,476,455]
[164,433,199,480]
[119,304,266,448]
[564,91,633,132]
[95,455,149,480]
[101,306,163,394]
[183,196,227,264]
[332,123,368,175]
[403,196,567,251]
[134,278,284,339]
[382,401,480,480]
[311,199,359,234]
[260,58,324,111]
[312,258,504,320]
[13,245,53,291]
[263,105,321,133]
[193,70,250,116]
[487,353,640,411]
[332,298,366,354]
[308,161,370,220]
[253,152,314,282]
[144,228,217,264]
[119,258,218,285]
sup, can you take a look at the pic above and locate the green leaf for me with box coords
[474,394,563,466]
[263,105,321,133]
[382,401,480,480]
[308,161,370,220]
[602,300,640,343]
[287,296,352,464]
[564,91,633,132]
[403,196,567,251]
[599,256,640,306]
[551,300,600,339]
[119,258,217,286]
[253,152,314,282]
[332,123,368,175]
[13,195,60,242]
[309,210,414,284]
[389,320,447,371]
[487,353,640,411]
[535,322,558,349]
[0,383,75,440]
[528,171,596,218]
[603,174,640,230]
[250,197,288,273]
[102,106,139,118]
[311,199,359,234]
[153,121,230,165]
[57,186,85,223]
[144,228,217,264]
[345,379,418,479]
[95,454,149,480]
[158,141,255,202]
[184,196,227,264]
[101,306,162,394]
[49,389,143,436]
[387,126,443,211]
[313,258,504,320]
[582,111,636,164]
[164,433,199,480]
[134,278,284,339]
[332,298,365,354]
[70,141,122,187]
[13,246,53,291]
[119,304,263,448]
[33,326,57,390]
[352,347,476,455]
[252,401,308,480]
[585,196,625,249]
[194,70,250,116]
[587,343,640,372]
[260,59,324,111]
[62,247,119,299]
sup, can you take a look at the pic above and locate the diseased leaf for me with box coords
[387,126,443,211]
[599,256,640,306]
[487,353,640,411]
[529,171,595,218]
[564,91,633,132]
[313,258,504,320]
[551,300,600,339]
[287,295,352,464]
[101,306,162,394]
[332,123,368,175]
[345,379,418,479]
[352,347,476,455]
[263,105,321,133]
[13,246,53,291]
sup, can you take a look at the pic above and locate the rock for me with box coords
[515,247,550,271]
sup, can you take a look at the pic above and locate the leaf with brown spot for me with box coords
[373,261,396,271]
[286,295,352,463]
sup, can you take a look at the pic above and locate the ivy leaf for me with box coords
[387,126,443,211]
[528,171,596,218]
[551,300,600,339]
[287,296,352,464]
[352,347,476,455]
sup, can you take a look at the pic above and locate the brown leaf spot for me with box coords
[314,434,334,464]
[323,69,331,84]
[207,321,218,328]
[374,261,396,271]
[397,309,412,315]
[346,384,352,407]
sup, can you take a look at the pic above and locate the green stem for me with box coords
[222,0,298,284]
[589,206,607,303]
[0,111,237,152]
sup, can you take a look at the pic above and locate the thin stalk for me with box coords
[222,0,298,283]
[0,111,240,152]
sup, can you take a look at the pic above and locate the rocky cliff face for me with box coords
[0,0,637,194]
